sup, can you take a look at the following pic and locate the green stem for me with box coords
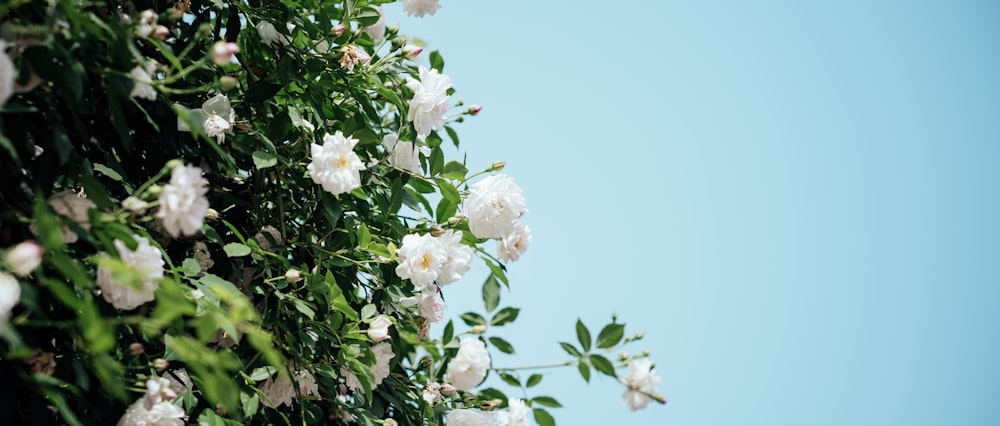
[491,360,575,371]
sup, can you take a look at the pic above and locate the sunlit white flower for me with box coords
[0,273,20,326]
[418,287,445,323]
[436,230,472,285]
[621,358,664,411]
[6,241,43,277]
[339,45,371,71]
[364,7,387,39]
[177,94,235,144]
[0,41,15,107]
[157,164,209,237]
[255,21,292,46]
[394,233,447,290]
[401,0,441,17]
[368,315,392,342]
[405,66,451,138]
[445,338,490,391]
[135,10,158,39]
[117,397,185,426]
[383,134,429,175]
[445,409,495,426]
[35,190,95,244]
[496,397,530,426]
[465,174,527,239]
[497,223,531,263]
[261,369,320,408]
[96,236,165,310]
[129,61,158,100]
[308,131,366,195]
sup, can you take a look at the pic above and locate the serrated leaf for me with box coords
[533,408,556,426]
[576,319,592,353]
[590,354,617,378]
[482,274,501,314]
[559,342,581,357]
[490,307,519,326]
[489,336,515,354]
[526,374,542,388]
[531,396,562,408]
[223,242,252,257]
[596,323,626,349]
[252,151,278,169]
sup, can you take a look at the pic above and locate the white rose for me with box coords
[367,315,392,342]
[445,409,495,426]
[6,240,43,277]
[444,338,491,391]
[464,174,527,239]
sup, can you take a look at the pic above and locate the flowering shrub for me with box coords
[0,0,665,425]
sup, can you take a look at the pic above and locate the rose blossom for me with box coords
[496,397,530,426]
[621,358,664,411]
[308,131,366,195]
[444,338,490,391]
[96,236,165,310]
[405,66,451,138]
[367,315,392,342]
[422,381,441,404]
[211,41,239,66]
[129,61,158,100]
[144,377,176,409]
[464,174,527,239]
[417,287,445,323]
[177,94,235,144]
[394,233,447,290]
[338,45,371,71]
[0,272,20,326]
[435,230,472,285]
[497,222,531,263]
[117,398,184,426]
[445,409,495,426]
[157,164,209,237]
[6,240,43,277]
[401,0,441,17]
[383,134,429,175]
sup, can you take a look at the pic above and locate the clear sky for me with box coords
[389,1,1000,425]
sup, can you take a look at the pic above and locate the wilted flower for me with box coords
[192,241,213,273]
[394,233,447,290]
[444,338,491,391]
[445,409,495,426]
[401,0,441,17]
[367,315,392,342]
[620,358,665,411]
[339,45,371,71]
[135,10,159,39]
[157,164,209,238]
[129,61,158,100]
[6,240,43,277]
[405,66,452,138]
[382,134,429,175]
[497,223,531,263]
[261,369,320,408]
[465,174,527,239]
[363,7,387,39]
[25,351,56,376]
[211,41,239,66]
[435,230,472,285]
[254,225,282,251]
[422,381,441,404]
[96,236,165,310]
[496,397,530,426]
[308,131,366,195]
[163,369,194,395]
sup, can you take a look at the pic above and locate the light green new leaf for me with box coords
[252,151,278,169]
[223,242,252,257]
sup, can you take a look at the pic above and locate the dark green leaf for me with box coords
[559,342,581,358]
[482,274,501,313]
[577,363,591,382]
[533,408,556,426]
[499,371,520,387]
[576,319,592,353]
[244,82,283,103]
[489,336,515,354]
[490,307,519,326]
[429,50,444,72]
[590,354,617,378]
[596,323,626,349]
[460,312,486,327]
[526,374,542,388]
[531,396,562,408]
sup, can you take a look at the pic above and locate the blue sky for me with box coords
[390,1,1000,424]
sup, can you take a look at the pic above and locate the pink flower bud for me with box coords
[211,41,239,66]
[440,383,457,395]
[285,269,302,283]
[402,45,423,60]
[152,25,170,40]
[6,241,42,277]
[332,24,346,37]
[153,358,169,371]
[429,225,446,237]
[129,343,145,355]
[468,104,482,115]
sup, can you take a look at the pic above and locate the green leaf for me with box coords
[490,307,520,326]
[489,336,515,354]
[223,242,252,257]
[357,223,371,248]
[559,342,581,358]
[576,319,592,353]
[429,50,444,72]
[459,312,486,327]
[429,146,445,176]
[244,82,282,103]
[444,126,460,148]
[442,320,454,343]
[533,408,556,426]
[248,366,277,381]
[531,396,562,408]
[499,371,520,387]
[482,274,501,314]
[578,363,591,382]
[354,6,382,26]
[596,323,626,349]
[361,303,377,320]
[590,354,617,378]
[441,160,468,180]
[252,151,278,169]
[526,374,543,388]
[293,299,317,320]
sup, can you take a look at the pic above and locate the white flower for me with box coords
[254,225,282,251]
[144,377,176,409]
[382,135,429,175]
[394,233,447,290]
[496,398,530,426]
[363,7,387,39]
[211,41,239,66]
[621,358,663,411]
[0,273,20,326]
[445,338,490,391]
[342,342,395,392]
[117,398,185,426]
[129,61,158,100]
[255,21,292,46]
[417,287,445,323]
[0,41,15,107]
[157,164,209,237]
[261,369,319,408]
[405,66,451,138]
[135,10,158,39]
[36,190,95,244]
[339,45,371,71]
[368,315,392,342]
[422,381,441,405]
[6,240,43,277]
[308,131,366,195]
[401,0,441,17]
[465,174,527,239]
[436,230,472,285]
[177,94,235,144]
[445,409,495,426]
[497,223,531,263]
[96,236,165,310]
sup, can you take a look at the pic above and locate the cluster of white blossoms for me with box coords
[464,174,532,263]
[620,358,665,411]
[383,134,430,175]
[96,236,165,310]
[401,0,441,17]
[496,397,530,426]
[395,230,473,290]
[308,131,367,195]
[406,66,452,138]
[444,338,491,391]
[445,408,495,426]
[157,164,210,238]
[260,369,320,408]
[117,377,185,426]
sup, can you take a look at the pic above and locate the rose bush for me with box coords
[0,0,665,425]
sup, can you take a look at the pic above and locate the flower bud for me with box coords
[470,324,487,334]
[467,104,482,115]
[122,196,149,214]
[429,225,446,237]
[219,75,238,91]
[215,403,226,415]
[332,24,346,37]
[634,332,644,340]
[391,36,407,49]
[490,161,506,172]
[619,351,629,361]
[386,24,399,37]
[440,383,456,395]
[152,25,170,40]
[6,241,43,277]
[383,420,398,426]
[129,343,145,355]
[153,358,169,371]
[446,215,464,227]
[479,399,501,411]
[211,41,240,66]
[285,269,302,283]
[196,23,213,37]
[204,208,220,220]
[402,45,423,60]
[642,349,650,356]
